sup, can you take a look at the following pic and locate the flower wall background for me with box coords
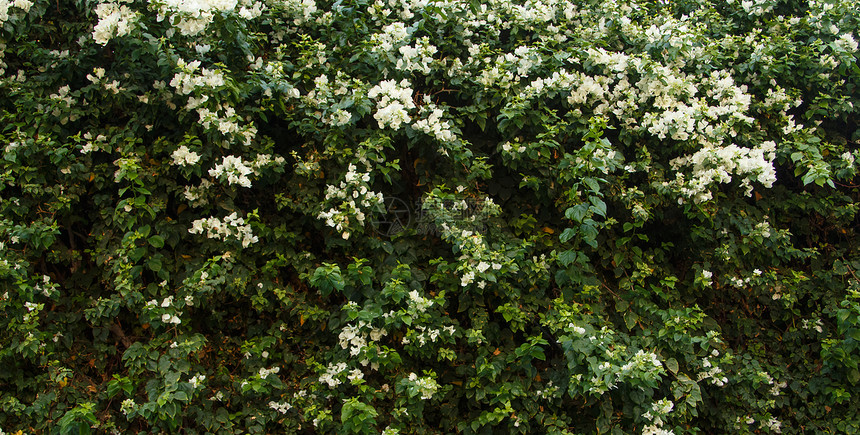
[0,0,859,433]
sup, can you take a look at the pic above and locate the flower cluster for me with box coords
[207,154,282,187]
[834,33,858,53]
[79,133,108,154]
[270,0,316,24]
[402,372,439,400]
[0,0,32,25]
[92,1,137,45]
[697,353,728,387]
[423,192,507,290]
[120,399,136,415]
[413,99,457,144]
[268,401,291,414]
[396,37,437,74]
[49,85,75,108]
[337,323,367,357]
[208,155,252,187]
[189,212,258,247]
[641,398,674,430]
[618,350,663,380]
[167,60,260,142]
[183,179,214,207]
[401,324,455,347]
[740,0,773,16]
[154,0,265,36]
[370,22,411,54]
[258,366,280,379]
[669,141,777,203]
[406,290,433,313]
[33,274,58,298]
[144,296,184,324]
[319,362,349,388]
[763,417,782,433]
[169,59,226,95]
[317,163,384,240]
[534,380,560,399]
[197,105,257,144]
[189,374,206,388]
[802,318,824,334]
[302,73,360,127]
[368,79,415,130]
[171,145,201,167]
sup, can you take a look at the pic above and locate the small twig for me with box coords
[109,320,133,349]
[834,181,860,188]
[843,258,859,282]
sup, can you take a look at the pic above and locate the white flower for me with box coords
[120,399,136,415]
[327,109,352,126]
[652,399,674,415]
[835,34,858,53]
[369,328,387,341]
[259,366,280,379]
[189,213,258,247]
[12,0,32,10]
[764,417,782,433]
[269,401,292,414]
[189,374,206,388]
[92,2,137,45]
[405,373,439,400]
[161,313,181,324]
[86,67,106,84]
[670,142,776,203]
[408,290,433,312]
[642,426,675,435]
[369,79,415,130]
[319,362,348,388]
[209,155,253,187]
[347,368,364,382]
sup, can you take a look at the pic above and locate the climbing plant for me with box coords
[0,0,859,433]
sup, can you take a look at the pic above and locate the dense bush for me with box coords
[1,0,859,433]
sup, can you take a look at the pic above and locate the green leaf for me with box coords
[129,247,146,263]
[589,197,607,217]
[310,264,345,296]
[560,228,577,243]
[147,257,162,272]
[624,311,638,330]
[558,249,578,267]
[565,204,588,222]
[848,369,860,385]
[666,358,679,374]
[580,223,598,246]
[148,235,165,248]
[583,177,600,192]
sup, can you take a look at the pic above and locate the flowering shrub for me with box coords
[1,0,859,433]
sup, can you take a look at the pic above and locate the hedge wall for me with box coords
[1,0,859,433]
